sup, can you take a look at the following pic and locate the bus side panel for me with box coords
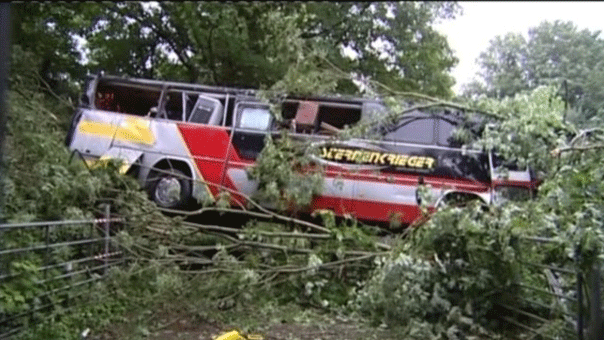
[314,141,491,224]
[187,128,358,211]
[177,123,244,202]
[69,108,122,159]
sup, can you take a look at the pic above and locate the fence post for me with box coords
[104,205,110,275]
[44,224,50,280]
[586,260,603,340]
[577,246,584,340]
[0,3,11,278]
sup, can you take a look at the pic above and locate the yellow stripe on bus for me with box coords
[78,117,156,145]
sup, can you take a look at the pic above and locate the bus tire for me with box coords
[149,169,192,210]
[437,192,484,209]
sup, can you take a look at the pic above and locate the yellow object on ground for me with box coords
[214,330,263,340]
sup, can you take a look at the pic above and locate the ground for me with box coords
[144,321,397,340]
[97,301,400,340]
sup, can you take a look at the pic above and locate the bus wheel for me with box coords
[150,169,191,209]
[437,193,484,209]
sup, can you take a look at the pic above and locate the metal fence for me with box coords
[1,204,603,339]
[0,206,123,339]
[497,236,603,340]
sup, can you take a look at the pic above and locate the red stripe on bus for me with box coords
[308,196,422,224]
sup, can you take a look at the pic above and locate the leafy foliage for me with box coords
[1,56,174,330]
[17,263,186,340]
[300,2,460,97]
[8,4,604,340]
[246,132,324,211]
[354,84,604,338]
[356,203,519,339]
[10,2,93,97]
[15,2,459,97]
[470,85,573,172]
[469,84,604,264]
[466,20,604,125]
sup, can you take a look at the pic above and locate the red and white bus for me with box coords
[66,74,538,225]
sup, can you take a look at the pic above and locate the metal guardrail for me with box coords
[498,236,603,340]
[0,206,124,339]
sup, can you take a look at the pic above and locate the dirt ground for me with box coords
[149,323,398,340]
[145,321,396,340]
[98,304,399,340]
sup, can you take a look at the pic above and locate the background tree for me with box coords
[78,2,460,97]
[465,33,528,99]
[464,20,604,125]
[300,2,460,96]
[10,2,95,96]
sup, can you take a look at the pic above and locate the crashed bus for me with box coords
[65,74,538,226]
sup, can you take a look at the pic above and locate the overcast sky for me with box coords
[434,1,604,94]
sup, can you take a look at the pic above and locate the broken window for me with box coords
[164,91,184,121]
[236,104,272,131]
[94,81,162,117]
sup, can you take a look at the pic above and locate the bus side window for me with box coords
[189,97,223,125]
[437,118,462,147]
[385,117,435,144]
[237,106,271,130]
[189,103,214,124]
[96,91,121,112]
[184,94,198,121]
[164,92,184,121]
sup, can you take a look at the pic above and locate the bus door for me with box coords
[221,101,274,205]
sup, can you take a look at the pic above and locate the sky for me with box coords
[434,1,604,94]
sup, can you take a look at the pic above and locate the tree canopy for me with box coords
[10,2,461,98]
[7,4,604,340]
[465,20,604,125]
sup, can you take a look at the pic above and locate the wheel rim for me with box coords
[154,177,182,207]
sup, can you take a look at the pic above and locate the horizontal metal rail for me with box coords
[37,276,105,301]
[498,302,551,324]
[0,258,124,325]
[516,283,578,302]
[0,284,95,329]
[0,251,123,281]
[0,327,22,340]
[0,284,104,339]
[500,316,557,340]
[522,298,577,318]
[518,236,563,244]
[0,218,123,230]
[40,251,122,271]
[519,260,577,275]
[0,237,105,256]
[0,277,103,326]
[38,262,119,285]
